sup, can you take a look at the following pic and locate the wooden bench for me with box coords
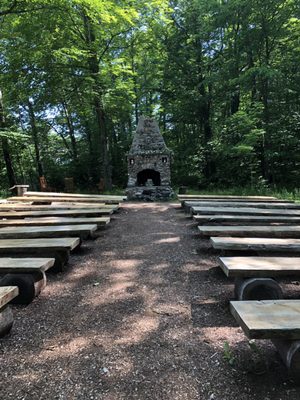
[4,202,118,212]
[191,206,300,216]
[230,300,300,378]
[194,215,300,225]
[0,286,19,337]
[0,258,55,304]
[0,224,98,240]
[211,237,300,253]
[178,195,278,201]
[184,201,298,211]
[23,191,126,204]
[0,209,114,219]
[0,217,110,228]
[0,238,80,272]
[199,225,300,238]
[219,256,300,300]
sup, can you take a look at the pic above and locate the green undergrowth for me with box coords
[176,187,300,202]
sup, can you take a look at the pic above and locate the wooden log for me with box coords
[0,285,19,308]
[0,272,46,304]
[211,237,300,253]
[0,258,54,304]
[0,217,110,228]
[272,339,300,379]
[0,224,98,240]
[234,277,283,300]
[219,257,300,278]
[194,215,300,224]
[199,225,300,238]
[191,206,300,216]
[0,286,19,337]
[0,306,14,337]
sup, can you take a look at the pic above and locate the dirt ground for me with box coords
[1,203,300,400]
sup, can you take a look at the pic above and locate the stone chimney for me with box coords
[126,116,173,200]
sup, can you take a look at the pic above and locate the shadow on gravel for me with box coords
[0,204,300,400]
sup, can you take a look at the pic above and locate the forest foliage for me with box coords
[0,0,299,192]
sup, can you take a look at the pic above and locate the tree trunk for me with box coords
[28,100,44,178]
[0,90,16,187]
[82,12,112,190]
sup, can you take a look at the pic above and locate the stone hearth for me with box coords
[126,116,173,201]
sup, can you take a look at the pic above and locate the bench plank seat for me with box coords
[0,238,80,272]
[7,197,119,207]
[0,224,97,240]
[191,206,300,216]
[211,237,300,252]
[230,300,300,340]
[193,215,300,224]
[0,286,19,309]
[0,217,110,228]
[0,209,113,219]
[0,237,80,251]
[3,202,118,211]
[185,201,299,210]
[219,257,300,278]
[199,225,300,238]
[0,258,55,273]
[178,195,278,200]
[23,191,126,203]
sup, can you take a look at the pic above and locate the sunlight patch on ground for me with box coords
[154,236,180,244]
[115,316,159,345]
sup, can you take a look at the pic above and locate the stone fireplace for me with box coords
[126,116,173,201]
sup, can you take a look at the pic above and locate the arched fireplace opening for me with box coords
[137,169,161,186]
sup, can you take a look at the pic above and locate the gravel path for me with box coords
[0,203,299,399]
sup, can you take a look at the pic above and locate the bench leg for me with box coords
[0,305,14,337]
[272,339,300,379]
[50,251,69,273]
[234,278,283,300]
[0,272,47,304]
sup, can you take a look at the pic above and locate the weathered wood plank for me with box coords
[0,217,110,228]
[24,191,126,202]
[211,237,300,252]
[219,257,300,278]
[0,238,80,272]
[193,215,300,224]
[199,225,300,238]
[0,258,55,273]
[0,209,113,219]
[185,201,299,210]
[178,195,279,201]
[191,206,300,216]
[0,224,97,240]
[7,197,119,206]
[0,286,19,309]
[1,202,117,211]
[0,237,80,251]
[230,300,300,340]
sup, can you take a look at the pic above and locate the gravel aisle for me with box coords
[0,203,299,399]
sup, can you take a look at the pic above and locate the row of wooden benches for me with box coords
[0,191,125,339]
[180,194,300,378]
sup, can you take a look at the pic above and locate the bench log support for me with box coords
[0,305,14,337]
[0,271,46,304]
[272,339,300,378]
[234,277,283,300]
